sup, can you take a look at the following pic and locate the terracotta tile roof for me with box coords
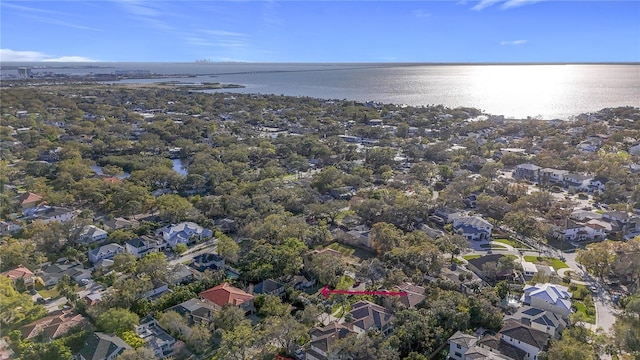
[199,282,254,308]
[1,265,34,281]
[20,310,88,340]
[18,192,43,205]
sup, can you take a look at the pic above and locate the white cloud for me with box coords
[471,0,503,11]
[202,30,246,37]
[412,9,431,18]
[0,49,96,62]
[501,0,546,9]
[500,40,528,45]
[471,0,545,10]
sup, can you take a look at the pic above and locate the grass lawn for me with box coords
[493,238,531,249]
[523,256,569,270]
[480,243,507,250]
[38,287,60,299]
[463,255,481,261]
[573,301,596,324]
[328,242,356,256]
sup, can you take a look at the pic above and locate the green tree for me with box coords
[18,341,72,360]
[216,232,240,264]
[155,194,198,223]
[174,243,188,255]
[255,295,290,317]
[214,323,259,360]
[260,314,308,355]
[158,311,191,339]
[119,330,145,349]
[213,304,249,332]
[96,308,139,335]
[0,276,46,330]
[186,323,212,354]
[116,347,157,360]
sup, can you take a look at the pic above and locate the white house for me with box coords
[161,222,213,249]
[453,216,493,241]
[135,316,176,358]
[26,205,75,224]
[448,331,478,360]
[508,306,567,338]
[88,243,125,264]
[77,225,108,245]
[498,319,551,360]
[563,173,593,193]
[540,168,569,184]
[125,236,165,259]
[522,283,572,318]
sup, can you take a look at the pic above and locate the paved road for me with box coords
[168,239,218,266]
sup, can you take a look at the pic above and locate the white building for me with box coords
[522,283,572,318]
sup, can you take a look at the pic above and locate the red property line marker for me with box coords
[320,285,409,299]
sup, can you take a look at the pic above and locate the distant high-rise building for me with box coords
[17,67,32,78]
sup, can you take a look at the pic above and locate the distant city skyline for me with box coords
[1,1,639,63]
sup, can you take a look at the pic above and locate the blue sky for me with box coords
[1,0,639,62]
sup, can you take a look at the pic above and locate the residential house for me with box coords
[103,217,140,231]
[0,339,15,360]
[142,281,171,300]
[168,264,196,285]
[76,332,131,360]
[305,322,356,360]
[453,216,493,241]
[448,331,516,360]
[507,306,566,338]
[251,279,286,298]
[0,221,21,235]
[563,221,608,242]
[429,207,463,225]
[189,252,225,272]
[88,243,125,264]
[125,235,165,259]
[2,265,36,289]
[37,259,91,287]
[25,205,75,223]
[539,168,568,186]
[466,254,515,282]
[514,163,540,182]
[214,218,236,233]
[161,222,213,249]
[166,298,217,325]
[335,225,372,249]
[348,300,394,336]
[418,224,445,239]
[20,310,88,341]
[200,282,255,315]
[483,319,551,360]
[15,192,45,211]
[522,283,572,318]
[563,173,593,193]
[282,273,317,290]
[135,316,176,358]
[77,225,108,245]
[384,282,426,309]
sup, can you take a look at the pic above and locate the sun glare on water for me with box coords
[467,65,579,119]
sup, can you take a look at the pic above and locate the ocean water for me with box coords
[3,62,639,119]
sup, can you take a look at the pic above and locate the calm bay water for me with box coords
[4,62,639,119]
